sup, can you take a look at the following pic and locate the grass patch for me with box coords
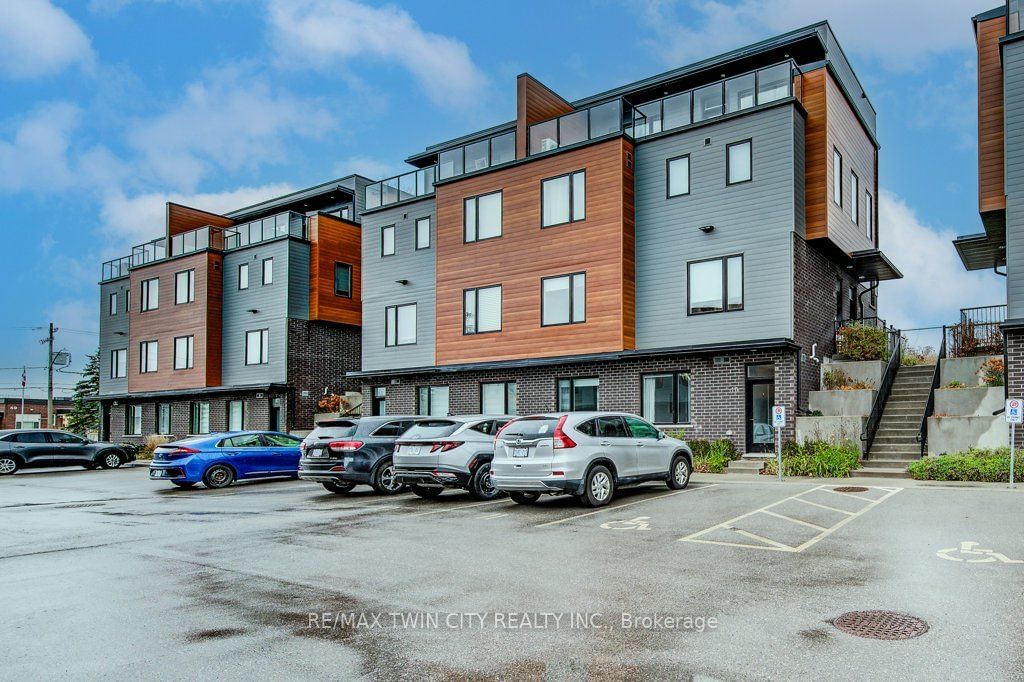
[761,439,861,478]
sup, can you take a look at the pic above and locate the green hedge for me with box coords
[762,440,861,478]
[908,448,1024,482]
[686,438,739,473]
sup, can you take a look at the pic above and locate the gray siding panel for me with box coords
[287,240,310,320]
[98,279,130,395]
[1006,41,1024,319]
[634,105,799,349]
[819,25,877,136]
[361,198,436,371]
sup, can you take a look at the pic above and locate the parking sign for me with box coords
[1007,399,1023,424]
[772,405,786,427]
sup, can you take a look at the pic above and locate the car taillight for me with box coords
[328,440,363,452]
[553,415,576,449]
[161,446,199,459]
[299,442,306,452]
[429,441,463,452]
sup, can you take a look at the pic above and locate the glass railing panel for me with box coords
[725,73,756,113]
[438,148,462,180]
[417,166,435,195]
[529,119,558,155]
[397,172,416,201]
[490,131,515,165]
[558,110,588,147]
[464,139,489,173]
[633,102,662,138]
[588,100,621,138]
[693,82,723,122]
[365,182,382,210]
[382,177,399,205]
[662,92,691,130]
[757,63,791,105]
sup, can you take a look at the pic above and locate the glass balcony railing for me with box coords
[437,130,516,181]
[364,166,437,211]
[527,100,645,156]
[101,255,132,281]
[223,211,306,250]
[131,237,167,268]
[169,225,225,257]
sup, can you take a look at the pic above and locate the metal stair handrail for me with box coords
[916,325,947,455]
[861,330,902,457]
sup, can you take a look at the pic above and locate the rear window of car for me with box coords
[500,418,558,438]
[402,420,460,439]
[309,421,359,439]
[369,420,414,438]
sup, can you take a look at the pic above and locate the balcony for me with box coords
[947,305,1006,358]
[527,100,645,156]
[131,237,167,268]
[223,211,306,250]
[364,166,438,211]
[101,255,132,282]
[437,130,516,181]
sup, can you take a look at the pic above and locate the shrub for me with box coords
[981,358,1005,387]
[317,393,342,412]
[944,380,966,389]
[761,439,861,478]
[138,434,171,461]
[806,410,824,417]
[686,438,737,473]
[822,368,872,391]
[908,447,1024,482]
[836,324,888,361]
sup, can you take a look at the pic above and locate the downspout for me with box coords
[858,280,879,317]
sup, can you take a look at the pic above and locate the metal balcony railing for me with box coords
[947,304,1006,358]
[364,165,438,211]
[101,255,132,281]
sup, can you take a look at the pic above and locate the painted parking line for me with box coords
[408,498,509,517]
[534,484,720,528]
[678,484,901,553]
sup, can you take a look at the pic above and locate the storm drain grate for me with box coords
[832,611,929,640]
[833,486,869,493]
[56,503,105,509]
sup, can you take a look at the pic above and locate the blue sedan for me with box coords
[148,431,302,489]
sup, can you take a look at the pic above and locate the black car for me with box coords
[0,429,135,475]
[298,417,418,494]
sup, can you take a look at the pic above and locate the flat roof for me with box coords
[225,174,376,220]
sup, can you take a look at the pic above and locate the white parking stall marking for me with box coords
[409,499,508,517]
[534,484,719,528]
[678,484,901,553]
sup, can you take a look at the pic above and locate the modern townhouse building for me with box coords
[95,176,372,442]
[352,22,900,453]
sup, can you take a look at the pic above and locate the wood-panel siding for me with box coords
[167,203,234,239]
[802,69,829,240]
[978,16,1007,213]
[308,214,362,326]
[434,137,635,366]
[516,74,575,159]
[128,251,222,392]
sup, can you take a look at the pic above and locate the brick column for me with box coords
[1006,328,1024,450]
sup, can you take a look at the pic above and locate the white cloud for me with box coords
[0,102,81,192]
[0,0,95,79]
[266,0,489,109]
[639,0,987,70]
[877,189,1004,331]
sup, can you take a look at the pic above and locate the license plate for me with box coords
[512,447,529,458]
[408,446,422,455]
[309,450,328,459]
[150,469,171,478]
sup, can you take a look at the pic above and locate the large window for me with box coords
[190,401,210,435]
[727,139,752,185]
[227,400,245,431]
[464,191,502,242]
[239,263,249,290]
[126,405,142,436]
[832,148,843,206]
[463,285,502,334]
[141,278,159,311]
[667,155,690,197]
[415,217,431,250]
[385,303,417,346]
[865,192,874,240]
[173,335,194,370]
[688,255,743,314]
[541,171,585,227]
[850,172,859,223]
[111,348,127,379]
[542,272,586,326]
[157,403,171,435]
[109,292,118,316]
[175,269,194,305]
[481,381,516,415]
[139,340,158,373]
[557,378,599,411]
[381,225,396,256]
[245,329,269,365]
[416,386,449,416]
[262,257,274,285]
[334,262,352,297]
[642,373,691,425]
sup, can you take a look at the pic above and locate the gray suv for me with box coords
[393,416,513,500]
[0,429,134,475]
[490,413,692,507]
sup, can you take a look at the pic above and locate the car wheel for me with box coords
[410,484,444,499]
[322,481,356,494]
[469,462,503,500]
[100,451,123,469]
[371,460,405,495]
[0,455,19,476]
[509,491,541,505]
[172,481,196,488]
[581,465,615,507]
[202,464,235,489]
[667,455,691,490]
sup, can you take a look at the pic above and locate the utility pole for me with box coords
[46,323,54,429]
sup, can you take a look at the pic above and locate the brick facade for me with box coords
[1006,328,1023,449]
[0,398,73,430]
[286,319,362,428]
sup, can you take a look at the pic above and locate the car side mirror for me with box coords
[657,431,667,440]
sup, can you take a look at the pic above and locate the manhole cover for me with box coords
[834,486,869,493]
[832,611,929,640]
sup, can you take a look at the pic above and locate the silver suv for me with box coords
[491,412,692,507]
[393,416,513,500]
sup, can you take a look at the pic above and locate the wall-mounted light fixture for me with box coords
[247,308,259,314]
[395,279,409,286]
[699,225,715,234]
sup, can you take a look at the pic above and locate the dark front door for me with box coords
[269,398,283,432]
[372,387,386,416]
[745,364,775,453]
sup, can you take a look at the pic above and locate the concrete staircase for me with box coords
[853,364,935,479]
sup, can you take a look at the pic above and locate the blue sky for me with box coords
[0,0,1006,398]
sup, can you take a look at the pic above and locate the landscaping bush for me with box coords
[836,324,888,361]
[822,368,872,391]
[981,358,1005,387]
[685,438,738,473]
[761,439,861,478]
[908,448,1024,482]
[137,433,171,461]
[944,380,966,389]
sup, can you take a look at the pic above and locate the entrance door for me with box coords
[745,364,775,453]
[269,398,283,432]
[371,387,386,416]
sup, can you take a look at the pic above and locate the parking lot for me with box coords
[3,467,1023,680]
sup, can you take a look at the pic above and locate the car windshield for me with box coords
[309,422,359,439]
[500,417,559,438]
[402,420,460,439]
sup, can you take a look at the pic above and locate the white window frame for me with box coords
[726,139,752,185]
[381,225,396,256]
[262,257,273,285]
[173,335,194,370]
[239,263,250,290]
[244,329,270,365]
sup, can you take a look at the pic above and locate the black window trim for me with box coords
[640,371,693,425]
[666,154,691,198]
[540,271,587,327]
[226,399,246,431]
[172,334,194,371]
[238,262,249,290]
[414,216,431,250]
[261,257,274,285]
[140,277,159,312]
[416,385,450,416]
[540,169,586,228]
[686,254,744,316]
[463,284,503,335]
[384,302,417,347]
[832,146,843,207]
[381,224,396,257]
[109,291,118,316]
[850,170,859,224]
[479,380,516,414]
[333,261,353,298]
[139,339,158,374]
[110,348,127,379]
[555,376,600,411]
[174,268,195,306]
[463,190,503,244]
[725,138,753,186]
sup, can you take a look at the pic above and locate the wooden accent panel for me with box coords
[308,213,362,326]
[516,74,575,159]
[434,137,635,366]
[128,251,223,392]
[166,202,234,239]
[978,16,1007,213]
[802,68,829,240]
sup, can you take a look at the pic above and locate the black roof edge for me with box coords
[225,174,376,219]
[87,383,290,402]
[974,5,1007,24]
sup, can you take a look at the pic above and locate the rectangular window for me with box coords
[415,217,431,250]
[381,225,395,256]
[541,171,585,227]
[157,403,171,435]
[416,386,450,416]
[726,139,752,185]
[385,304,417,346]
[464,191,502,242]
[111,348,127,379]
[667,155,690,197]
[109,292,118,316]
[481,381,517,415]
[463,285,502,334]
[832,148,843,206]
[140,278,159,311]
[245,329,269,365]
[688,255,743,314]
[190,402,210,435]
[139,340,158,373]
[227,400,245,431]
[174,269,195,305]
[865,192,874,240]
[642,373,691,425]
[334,262,352,297]
[173,335,194,370]
[541,272,586,326]
[262,258,273,285]
[238,263,249,290]
[557,377,599,411]
[850,172,859,223]
[125,405,142,436]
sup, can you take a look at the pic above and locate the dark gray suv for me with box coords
[298,417,418,494]
[0,430,135,475]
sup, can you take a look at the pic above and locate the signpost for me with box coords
[772,405,786,482]
[1006,399,1022,489]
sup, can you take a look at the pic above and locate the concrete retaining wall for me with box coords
[808,389,875,417]
[940,355,1001,387]
[795,416,866,455]
[821,360,884,389]
[927,415,1008,456]
[934,386,1004,418]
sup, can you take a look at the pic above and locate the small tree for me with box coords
[64,351,99,436]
